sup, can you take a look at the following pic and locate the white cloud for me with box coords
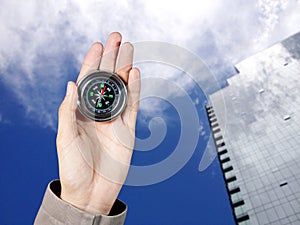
[0,0,300,129]
[0,113,11,125]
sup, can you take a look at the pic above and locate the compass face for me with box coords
[77,71,127,122]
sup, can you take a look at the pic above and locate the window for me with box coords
[211,123,219,128]
[223,166,233,173]
[232,199,245,208]
[226,176,237,183]
[236,213,250,223]
[217,142,226,148]
[212,128,221,133]
[279,181,288,187]
[206,106,213,110]
[221,157,230,163]
[215,135,223,142]
[209,113,216,118]
[218,149,228,155]
[229,187,240,194]
[210,118,217,123]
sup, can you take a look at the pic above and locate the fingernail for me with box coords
[66,82,73,96]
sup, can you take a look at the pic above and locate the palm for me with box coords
[75,111,134,180]
[56,32,140,215]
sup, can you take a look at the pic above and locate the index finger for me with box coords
[77,42,103,83]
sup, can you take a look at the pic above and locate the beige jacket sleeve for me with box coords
[34,180,127,225]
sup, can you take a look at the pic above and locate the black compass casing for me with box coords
[77,71,127,122]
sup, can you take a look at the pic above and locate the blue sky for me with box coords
[1,0,300,224]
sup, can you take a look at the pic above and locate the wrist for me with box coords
[60,191,110,215]
[60,180,122,215]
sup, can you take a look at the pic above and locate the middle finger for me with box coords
[99,32,122,73]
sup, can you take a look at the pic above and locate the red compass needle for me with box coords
[101,85,106,95]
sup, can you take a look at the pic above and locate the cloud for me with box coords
[0,113,11,125]
[0,0,300,129]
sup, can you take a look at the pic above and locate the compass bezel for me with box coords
[77,71,127,122]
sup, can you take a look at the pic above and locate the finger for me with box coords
[57,81,78,148]
[122,68,141,126]
[116,42,133,83]
[77,42,103,83]
[99,32,122,73]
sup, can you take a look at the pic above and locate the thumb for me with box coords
[57,81,78,148]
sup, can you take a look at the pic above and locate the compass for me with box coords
[77,71,127,122]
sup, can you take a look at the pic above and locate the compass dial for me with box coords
[77,71,127,122]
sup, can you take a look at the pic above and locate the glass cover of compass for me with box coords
[77,71,127,122]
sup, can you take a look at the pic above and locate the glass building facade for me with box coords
[206,32,300,224]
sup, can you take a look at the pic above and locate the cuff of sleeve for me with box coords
[35,180,127,225]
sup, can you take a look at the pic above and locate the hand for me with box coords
[56,32,140,215]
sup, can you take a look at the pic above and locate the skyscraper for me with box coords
[206,32,300,224]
